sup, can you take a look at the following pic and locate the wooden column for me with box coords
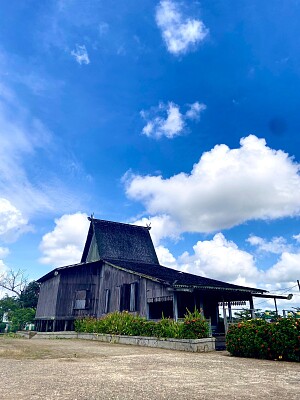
[249,297,255,319]
[274,297,278,315]
[228,302,232,323]
[222,302,228,334]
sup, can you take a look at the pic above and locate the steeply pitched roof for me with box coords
[81,218,159,265]
[104,258,266,294]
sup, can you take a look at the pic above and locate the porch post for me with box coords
[173,292,178,321]
[222,302,228,334]
[249,297,255,319]
[228,302,232,323]
[274,297,278,315]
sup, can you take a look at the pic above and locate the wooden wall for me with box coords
[56,263,101,319]
[35,274,60,318]
[97,262,171,318]
[36,261,173,322]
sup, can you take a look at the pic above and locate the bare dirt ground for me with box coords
[0,337,299,400]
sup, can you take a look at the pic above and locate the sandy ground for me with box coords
[0,337,299,400]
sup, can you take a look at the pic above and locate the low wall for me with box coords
[33,331,215,352]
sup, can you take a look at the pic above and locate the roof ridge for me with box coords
[88,217,151,230]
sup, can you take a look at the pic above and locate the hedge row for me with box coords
[75,309,209,340]
[226,318,300,362]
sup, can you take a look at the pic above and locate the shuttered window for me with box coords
[74,290,87,309]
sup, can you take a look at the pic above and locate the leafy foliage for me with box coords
[19,281,40,308]
[181,308,210,339]
[0,322,6,333]
[226,318,300,362]
[75,310,210,340]
[9,308,36,332]
[0,295,19,321]
[0,279,38,332]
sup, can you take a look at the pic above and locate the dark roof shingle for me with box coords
[81,219,159,264]
[104,258,266,293]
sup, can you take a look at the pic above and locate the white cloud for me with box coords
[155,0,209,55]
[293,233,300,243]
[178,233,260,285]
[141,102,184,139]
[140,100,206,139]
[0,247,9,259]
[0,71,87,220]
[0,198,29,242]
[265,252,300,283]
[155,245,178,269]
[71,45,90,65]
[132,214,180,246]
[185,101,207,120]
[39,213,90,267]
[247,235,291,254]
[126,135,300,232]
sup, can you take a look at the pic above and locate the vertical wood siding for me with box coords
[35,275,60,318]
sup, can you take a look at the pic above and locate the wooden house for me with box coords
[35,218,277,333]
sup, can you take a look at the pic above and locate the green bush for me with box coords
[0,322,6,333]
[75,310,210,340]
[9,308,36,332]
[181,308,210,339]
[226,318,300,362]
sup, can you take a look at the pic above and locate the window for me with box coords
[120,282,138,312]
[74,290,87,310]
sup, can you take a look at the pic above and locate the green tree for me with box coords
[0,295,19,321]
[9,308,36,331]
[19,281,40,308]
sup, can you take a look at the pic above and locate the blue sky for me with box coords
[1,0,300,309]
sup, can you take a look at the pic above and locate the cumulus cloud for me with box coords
[265,252,300,283]
[155,245,178,269]
[132,214,180,246]
[155,0,208,55]
[71,45,90,65]
[140,100,206,139]
[39,213,90,267]
[178,233,260,285]
[247,235,291,254]
[126,135,300,232]
[0,198,29,242]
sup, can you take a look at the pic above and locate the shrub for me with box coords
[181,308,210,339]
[9,308,36,332]
[226,318,300,362]
[0,322,6,333]
[75,310,210,340]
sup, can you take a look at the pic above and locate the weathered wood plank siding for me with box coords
[96,262,171,318]
[35,275,60,318]
[56,263,102,319]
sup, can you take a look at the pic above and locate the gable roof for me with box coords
[81,218,159,264]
